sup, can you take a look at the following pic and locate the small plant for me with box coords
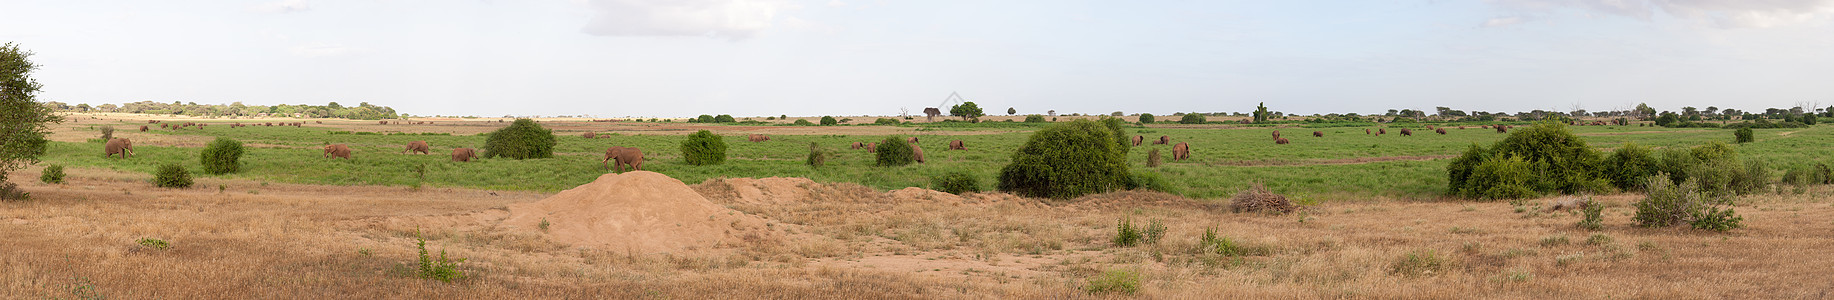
[1389,249,1447,276]
[199,137,244,174]
[1146,148,1161,167]
[1539,235,1569,246]
[1197,227,1258,256]
[1112,217,1142,247]
[1585,233,1614,246]
[680,130,728,166]
[804,142,828,168]
[39,164,64,184]
[414,229,467,282]
[152,163,193,188]
[1690,207,1744,232]
[538,218,550,232]
[99,126,114,141]
[1734,127,1754,143]
[1083,269,1141,295]
[137,238,169,250]
[1142,219,1167,245]
[1578,200,1604,230]
[930,171,981,195]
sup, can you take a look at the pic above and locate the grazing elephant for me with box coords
[748,134,770,142]
[1155,136,1170,145]
[450,148,479,162]
[1313,131,1323,137]
[1275,138,1290,145]
[378,120,388,125]
[1496,126,1508,133]
[582,132,597,139]
[1131,135,1144,146]
[403,141,430,154]
[139,125,148,132]
[1459,126,1466,129]
[105,138,134,159]
[911,144,925,163]
[866,142,877,153]
[1436,128,1448,135]
[1272,130,1281,140]
[323,144,352,159]
[603,146,645,173]
[1365,129,1371,135]
[1378,129,1386,135]
[907,137,920,144]
[1172,142,1190,161]
[851,142,864,150]
[1400,129,1413,136]
[948,140,965,150]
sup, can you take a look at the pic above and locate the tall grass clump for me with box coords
[414,229,467,282]
[481,119,555,160]
[1389,249,1448,277]
[804,142,828,168]
[1112,217,1142,247]
[38,164,63,184]
[1446,121,1607,200]
[998,120,1131,199]
[1083,269,1140,295]
[930,171,981,195]
[152,163,193,188]
[874,136,915,167]
[1633,175,1743,232]
[1734,127,1754,143]
[680,130,728,166]
[199,137,244,174]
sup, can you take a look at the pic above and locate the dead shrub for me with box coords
[1229,183,1295,214]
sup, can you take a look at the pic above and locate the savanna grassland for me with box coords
[5,113,1834,299]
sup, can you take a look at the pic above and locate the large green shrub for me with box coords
[1178,113,1206,124]
[1137,113,1154,124]
[713,114,735,123]
[804,142,828,168]
[820,116,838,125]
[1602,143,1658,191]
[874,136,914,167]
[1446,121,1605,199]
[931,171,981,195]
[1734,127,1754,143]
[1652,142,1767,196]
[482,119,556,160]
[1024,115,1046,123]
[793,119,814,126]
[1463,154,1538,199]
[1634,175,1742,232]
[153,163,193,188]
[997,120,1131,199]
[680,130,727,166]
[693,115,715,123]
[200,137,244,174]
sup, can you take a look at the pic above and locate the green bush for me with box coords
[874,118,899,125]
[793,119,813,126]
[99,126,114,141]
[1634,175,1742,231]
[200,137,244,174]
[680,130,728,166]
[1128,171,1177,194]
[1142,219,1166,245]
[1111,217,1142,247]
[1138,113,1155,124]
[1464,154,1538,199]
[153,163,193,188]
[1446,122,1606,199]
[1179,113,1207,124]
[415,230,467,282]
[693,115,715,123]
[1023,115,1046,123]
[482,119,556,160]
[997,120,1132,199]
[874,136,915,167]
[930,171,981,195]
[1653,142,1767,196]
[713,114,735,123]
[38,164,63,184]
[1083,269,1140,295]
[1602,143,1658,191]
[137,238,169,250]
[1578,199,1603,230]
[804,142,828,169]
[820,116,838,125]
[1734,127,1754,143]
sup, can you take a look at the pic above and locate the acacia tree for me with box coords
[1,43,62,199]
[950,101,984,121]
[1007,107,1016,115]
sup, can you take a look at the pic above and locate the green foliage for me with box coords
[152,163,192,188]
[1602,143,1658,190]
[1734,127,1754,143]
[1111,217,1142,247]
[1023,114,1046,123]
[1447,122,1605,199]
[1690,206,1744,232]
[1650,142,1767,196]
[1138,113,1155,124]
[1179,113,1207,124]
[930,171,981,194]
[1142,219,1167,245]
[1199,228,1246,256]
[1783,164,1830,187]
[200,137,244,174]
[1803,113,1818,125]
[874,118,899,125]
[949,101,984,121]
[1578,199,1603,230]
[1464,154,1538,199]
[0,43,62,185]
[804,142,828,169]
[39,164,63,184]
[1083,269,1141,295]
[482,119,556,160]
[1128,171,1177,194]
[1253,102,1270,123]
[793,119,813,126]
[1007,107,1016,115]
[820,116,838,125]
[1634,175,1742,231]
[414,229,467,283]
[680,130,728,166]
[137,238,169,250]
[874,136,915,167]
[1389,250,1447,277]
[713,114,735,123]
[692,115,715,123]
[997,120,1132,199]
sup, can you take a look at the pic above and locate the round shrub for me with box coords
[804,142,827,168]
[931,171,982,195]
[997,120,1132,199]
[1178,113,1206,124]
[820,116,838,126]
[1734,127,1754,143]
[874,136,914,167]
[153,163,193,188]
[1448,121,1606,198]
[39,164,64,184]
[680,130,727,166]
[1602,143,1658,191]
[793,119,813,126]
[713,114,736,123]
[200,137,244,174]
[1137,113,1154,124]
[1024,115,1046,123]
[693,115,715,123]
[482,119,556,160]
[874,118,899,125]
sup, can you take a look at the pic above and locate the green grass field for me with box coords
[40,120,1832,200]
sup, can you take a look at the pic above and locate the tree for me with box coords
[949,101,984,121]
[1007,107,1016,115]
[1178,113,1206,124]
[1635,103,1656,119]
[1252,102,1270,123]
[1,43,63,198]
[997,120,1131,199]
[1138,113,1155,124]
[820,116,838,125]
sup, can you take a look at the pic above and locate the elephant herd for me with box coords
[1134,135,1191,162]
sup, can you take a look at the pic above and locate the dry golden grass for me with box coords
[6,166,1834,299]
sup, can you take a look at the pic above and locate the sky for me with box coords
[1,0,1831,118]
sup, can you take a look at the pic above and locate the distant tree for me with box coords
[1007,107,1016,115]
[1252,102,1270,123]
[713,114,735,123]
[949,102,984,121]
[820,116,838,125]
[1178,113,1206,124]
[1138,113,1155,124]
[1635,103,1656,119]
[1682,107,1699,116]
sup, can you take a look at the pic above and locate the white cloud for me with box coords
[289,43,358,58]
[1485,0,1834,28]
[827,0,847,7]
[580,0,792,40]
[1481,16,1531,27]
[252,0,311,14]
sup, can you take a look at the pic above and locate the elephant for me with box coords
[1378,129,1387,135]
[450,148,479,162]
[139,125,148,132]
[582,132,597,139]
[105,138,134,159]
[323,144,352,159]
[1496,126,1509,133]
[1272,130,1281,140]
[1131,135,1144,146]
[378,120,388,125]
[1172,142,1190,161]
[851,142,864,150]
[908,137,920,143]
[948,140,965,150]
[1436,128,1448,135]
[748,134,770,142]
[1155,136,1169,145]
[1275,138,1290,145]
[911,144,925,163]
[1365,129,1371,135]
[866,142,877,153]
[1400,129,1413,136]
[602,146,644,173]
[1313,131,1323,137]
[403,141,430,154]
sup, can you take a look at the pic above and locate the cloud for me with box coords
[1481,16,1531,27]
[289,43,358,58]
[252,0,310,14]
[580,0,792,40]
[1484,0,1834,28]
[827,0,846,7]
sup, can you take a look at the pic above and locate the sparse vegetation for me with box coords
[137,238,169,250]
[38,164,63,184]
[414,229,467,283]
[1083,269,1140,295]
[1633,175,1743,232]
[929,171,980,194]
[1112,217,1143,247]
[1389,249,1447,277]
[1578,200,1604,230]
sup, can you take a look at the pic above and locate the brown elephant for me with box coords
[748,134,770,142]
[1275,138,1290,145]
[1172,142,1190,161]
[105,138,134,159]
[1436,128,1448,135]
[1459,126,1466,129]
[602,146,645,172]
[1131,135,1144,146]
[1272,130,1281,140]
[948,140,965,150]
[866,142,878,153]
[451,148,479,162]
[1400,129,1413,136]
[1365,129,1371,135]
[139,125,149,132]
[911,144,925,163]
[851,142,864,150]
[323,144,352,159]
[907,137,920,143]
[378,120,388,125]
[403,141,430,154]
[1378,129,1387,135]
[1496,126,1508,133]
[1155,135,1169,145]
[1313,131,1323,137]
[582,132,597,139]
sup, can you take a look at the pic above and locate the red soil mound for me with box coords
[503,171,783,254]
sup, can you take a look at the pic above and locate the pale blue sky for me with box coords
[2,0,1831,118]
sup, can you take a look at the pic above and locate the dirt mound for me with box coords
[694,177,1044,207]
[504,171,784,254]
[698,177,819,205]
